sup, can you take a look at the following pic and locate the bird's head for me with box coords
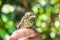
[25,12,36,20]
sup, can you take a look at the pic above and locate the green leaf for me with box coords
[1,14,8,22]
[0,29,9,40]
[39,7,44,14]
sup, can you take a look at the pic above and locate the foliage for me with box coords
[0,0,60,40]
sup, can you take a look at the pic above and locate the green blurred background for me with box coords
[0,0,60,40]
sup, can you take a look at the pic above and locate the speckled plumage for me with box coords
[17,12,35,29]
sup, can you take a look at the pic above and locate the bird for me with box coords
[7,12,42,40]
[17,12,36,29]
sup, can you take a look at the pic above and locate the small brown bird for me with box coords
[8,12,42,40]
[17,12,36,29]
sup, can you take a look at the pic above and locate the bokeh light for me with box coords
[0,0,60,40]
[2,4,15,14]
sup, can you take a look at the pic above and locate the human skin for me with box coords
[7,28,42,40]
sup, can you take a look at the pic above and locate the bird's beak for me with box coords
[29,15,36,19]
[30,15,36,18]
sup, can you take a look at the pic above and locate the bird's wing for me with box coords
[17,14,28,29]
